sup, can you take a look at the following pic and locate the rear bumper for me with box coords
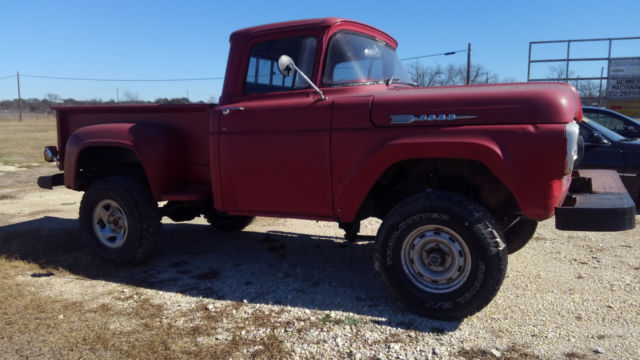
[555,169,636,231]
[37,173,64,190]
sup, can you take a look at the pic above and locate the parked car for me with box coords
[582,106,640,139]
[577,117,640,202]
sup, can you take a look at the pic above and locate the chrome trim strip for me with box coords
[390,114,478,124]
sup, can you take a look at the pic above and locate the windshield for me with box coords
[322,31,413,86]
[583,117,626,142]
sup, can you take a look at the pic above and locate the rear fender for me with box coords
[334,135,512,222]
[64,123,187,200]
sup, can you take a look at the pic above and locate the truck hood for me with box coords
[370,82,582,127]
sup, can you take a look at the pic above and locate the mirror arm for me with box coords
[290,63,326,100]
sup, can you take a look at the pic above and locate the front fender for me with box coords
[64,123,187,200]
[334,134,513,222]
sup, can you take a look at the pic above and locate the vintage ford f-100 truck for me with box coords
[38,18,635,319]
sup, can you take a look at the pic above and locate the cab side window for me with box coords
[244,36,317,94]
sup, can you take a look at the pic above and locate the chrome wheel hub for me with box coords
[401,225,471,294]
[93,199,128,248]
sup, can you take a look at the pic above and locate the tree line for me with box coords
[0,93,202,113]
[405,61,604,105]
[406,61,517,87]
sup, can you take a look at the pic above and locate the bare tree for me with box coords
[408,61,427,86]
[576,80,599,98]
[121,89,141,102]
[408,61,444,86]
[45,93,62,103]
[408,61,505,87]
[443,64,459,85]
[546,64,575,81]
[459,63,500,84]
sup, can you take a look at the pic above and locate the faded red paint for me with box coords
[51,18,582,222]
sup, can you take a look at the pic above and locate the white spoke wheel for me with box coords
[375,191,508,320]
[79,176,160,264]
[92,199,128,248]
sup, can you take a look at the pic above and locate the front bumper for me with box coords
[555,169,636,231]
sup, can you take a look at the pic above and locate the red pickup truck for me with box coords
[38,18,635,319]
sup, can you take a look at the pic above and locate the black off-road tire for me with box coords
[79,176,160,264]
[503,218,538,254]
[203,210,254,232]
[374,190,508,320]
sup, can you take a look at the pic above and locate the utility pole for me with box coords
[17,72,23,122]
[116,88,119,103]
[466,43,471,85]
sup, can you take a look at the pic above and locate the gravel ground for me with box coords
[1,167,639,359]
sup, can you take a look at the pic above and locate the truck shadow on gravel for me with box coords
[0,216,461,333]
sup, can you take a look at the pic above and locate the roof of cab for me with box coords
[229,17,397,47]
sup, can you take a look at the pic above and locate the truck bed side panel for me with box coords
[55,104,212,198]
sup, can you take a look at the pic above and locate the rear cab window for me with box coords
[244,36,317,94]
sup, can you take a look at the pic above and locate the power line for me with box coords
[19,74,225,82]
[0,74,15,80]
[400,48,467,61]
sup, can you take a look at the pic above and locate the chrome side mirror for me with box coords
[277,55,295,77]
[276,55,326,100]
[44,146,58,162]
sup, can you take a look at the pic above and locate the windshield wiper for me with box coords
[384,76,417,87]
[384,76,399,86]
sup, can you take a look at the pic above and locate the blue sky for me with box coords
[1,0,639,102]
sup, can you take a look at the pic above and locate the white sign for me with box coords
[608,57,640,99]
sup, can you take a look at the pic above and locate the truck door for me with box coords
[217,36,333,218]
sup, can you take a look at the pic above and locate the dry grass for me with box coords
[0,230,289,358]
[0,112,57,166]
[0,258,289,359]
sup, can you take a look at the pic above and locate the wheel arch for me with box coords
[64,123,188,199]
[334,136,517,223]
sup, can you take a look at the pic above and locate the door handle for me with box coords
[220,107,245,116]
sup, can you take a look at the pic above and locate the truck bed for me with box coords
[53,104,213,191]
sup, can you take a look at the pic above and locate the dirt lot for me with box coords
[1,116,639,359]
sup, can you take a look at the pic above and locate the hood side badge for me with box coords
[390,114,478,124]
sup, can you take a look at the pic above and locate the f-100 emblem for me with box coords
[390,113,478,124]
